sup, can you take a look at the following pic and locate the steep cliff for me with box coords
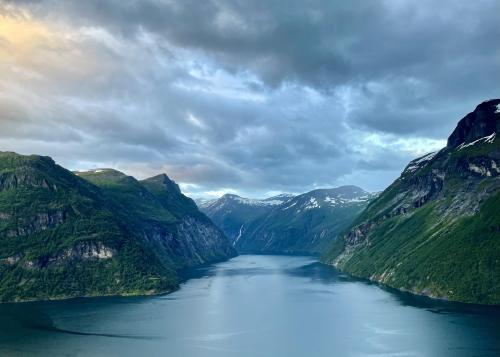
[322,99,500,305]
[79,170,236,269]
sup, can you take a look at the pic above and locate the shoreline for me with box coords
[0,254,239,305]
[4,253,498,307]
[0,287,178,305]
[319,260,500,307]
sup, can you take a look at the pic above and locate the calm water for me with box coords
[0,255,499,357]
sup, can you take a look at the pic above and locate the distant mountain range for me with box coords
[322,99,500,305]
[196,193,294,244]
[0,157,235,302]
[199,186,376,255]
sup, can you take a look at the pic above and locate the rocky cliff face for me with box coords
[134,215,236,269]
[322,99,500,305]
[11,241,116,270]
[173,215,236,265]
[447,99,500,148]
[79,170,237,270]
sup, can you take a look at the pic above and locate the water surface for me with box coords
[0,255,499,356]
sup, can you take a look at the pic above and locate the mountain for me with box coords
[0,155,235,302]
[322,99,500,305]
[197,193,294,243]
[235,186,375,254]
[78,170,236,269]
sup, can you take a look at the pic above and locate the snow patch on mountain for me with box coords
[324,196,340,205]
[283,201,298,210]
[304,197,320,210]
[75,168,109,175]
[198,193,294,210]
[404,151,439,174]
[231,195,292,207]
[324,195,372,206]
[458,133,496,150]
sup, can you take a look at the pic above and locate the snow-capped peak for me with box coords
[200,192,295,210]
[75,168,114,175]
[230,195,287,207]
[281,187,374,212]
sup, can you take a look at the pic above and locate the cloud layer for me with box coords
[0,0,499,197]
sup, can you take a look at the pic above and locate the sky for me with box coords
[0,0,499,198]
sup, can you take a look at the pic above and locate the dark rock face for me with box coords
[24,241,116,269]
[6,211,68,238]
[447,99,500,148]
[138,215,237,269]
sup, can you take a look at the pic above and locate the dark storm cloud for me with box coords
[21,0,499,134]
[0,0,499,197]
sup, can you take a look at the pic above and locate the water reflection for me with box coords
[285,260,500,318]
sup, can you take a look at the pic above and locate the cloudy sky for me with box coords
[0,0,499,198]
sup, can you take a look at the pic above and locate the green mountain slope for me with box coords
[236,186,375,255]
[0,154,175,302]
[322,99,500,305]
[79,170,236,269]
[0,155,235,302]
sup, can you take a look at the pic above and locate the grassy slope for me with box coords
[77,170,178,225]
[140,174,201,219]
[334,195,500,304]
[322,140,500,304]
[0,154,176,302]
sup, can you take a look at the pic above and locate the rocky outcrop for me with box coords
[6,211,68,238]
[15,241,116,269]
[0,172,52,192]
[447,99,500,148]
[47,241,115,263]
[344,222,376,247]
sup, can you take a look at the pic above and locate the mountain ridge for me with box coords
[322,99,500,305]
[199,185,376,255]
[235,185,376,254]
